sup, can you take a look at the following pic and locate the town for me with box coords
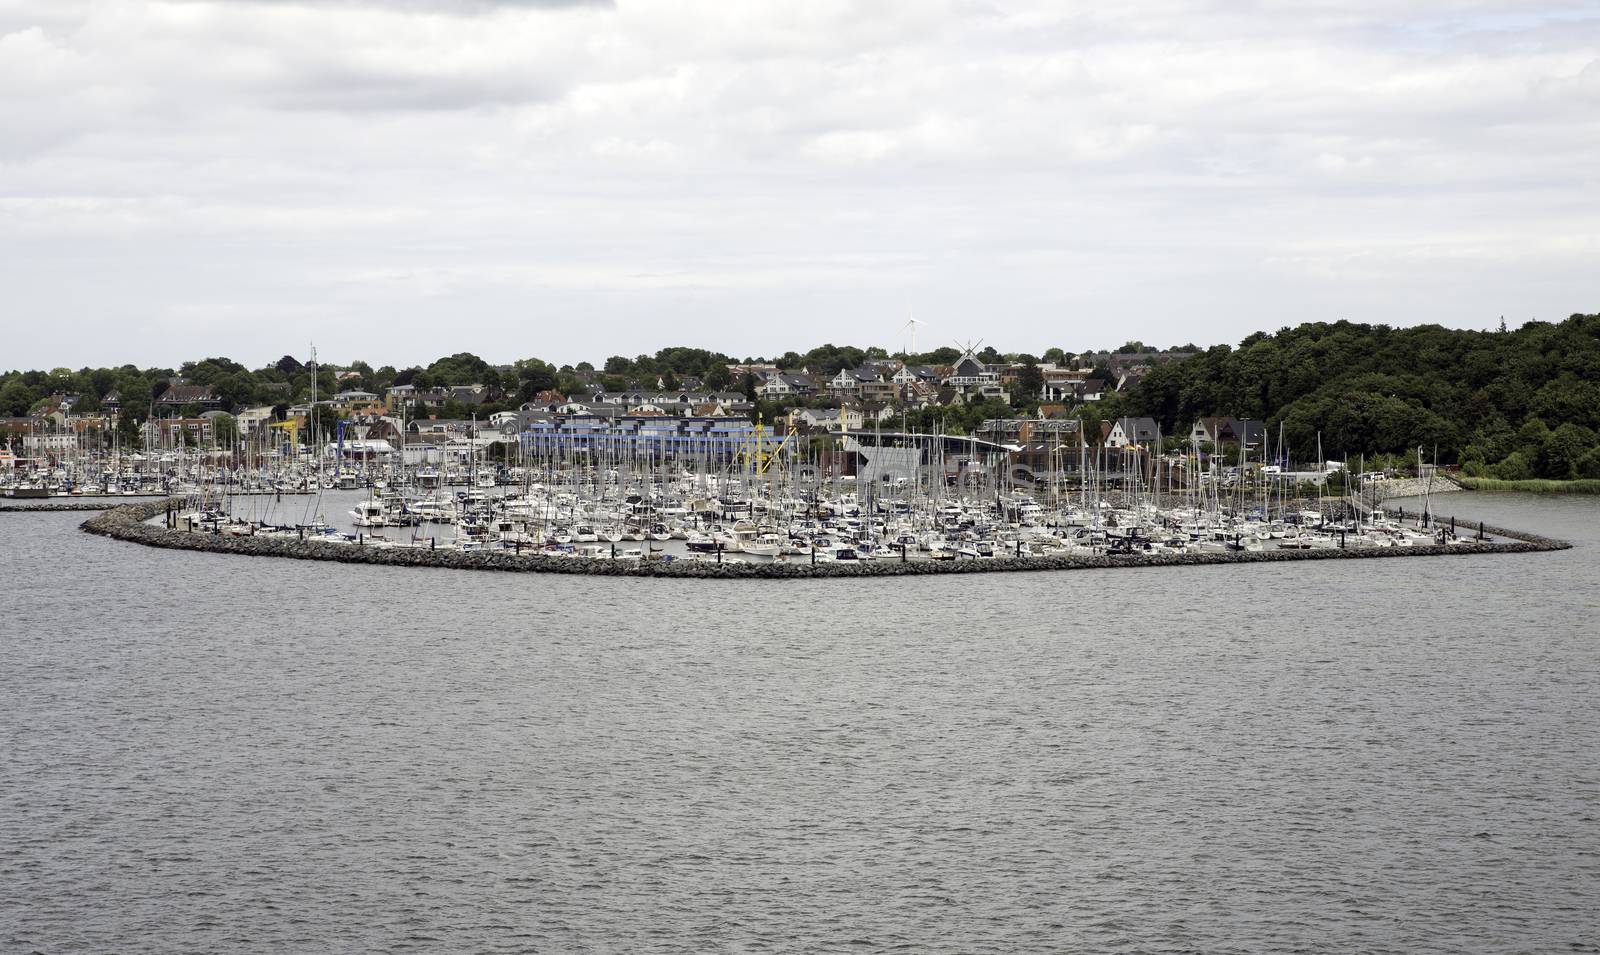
[9,340,1474,567]
[3,342,1323,492]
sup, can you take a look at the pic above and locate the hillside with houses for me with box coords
[4,313,1599,481]
[0,343,1213,473]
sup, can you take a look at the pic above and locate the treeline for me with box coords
[7,318,1596,478]
[1089,313,1600,479]
[0,338,1184,422]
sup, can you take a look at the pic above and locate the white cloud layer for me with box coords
[0,0,1596,367]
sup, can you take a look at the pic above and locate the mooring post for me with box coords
[611,541,616,559]
[716,542,722,564]
[901,543,907,563]
[1478,521,1484,541]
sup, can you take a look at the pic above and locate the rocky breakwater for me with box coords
[1,498,162,513]
[80,500,1571,579]
[1370,475,1463,503]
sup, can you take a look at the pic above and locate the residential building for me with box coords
[978,418,1088,480]
[141,417,215,445]
[977,417,1086,448]
[790,407,864,434]
[447,384,489,406]
[1191,417,1267,448]
[155,385,221,411]
[759,372,816,399]
[330,390,380,408]
[387,385,451,408]
[235,406,277,436]
[943,352,1007,403]
[1105,416,1161,448]
[726,362,780,377]
[516,414,766,462]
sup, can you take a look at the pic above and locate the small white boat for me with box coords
[739,533,784,558]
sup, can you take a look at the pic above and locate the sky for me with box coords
[1,0,1597,371]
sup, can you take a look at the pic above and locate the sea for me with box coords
[2,492,1597,953]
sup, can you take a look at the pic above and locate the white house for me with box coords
[1106,416,1160,448]
[235,406,276,435]
[791,407,864,433]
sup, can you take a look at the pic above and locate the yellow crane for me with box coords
[740,417,794,474]
[268,418,300,457]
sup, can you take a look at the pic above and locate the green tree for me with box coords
[0,380,39,415]
[116,409,143,448]
[424,352,491,385]
[211,413,239,446]
[1537,423,1596,479]
[1577,446,1600,480]
[1491,451,1535,480]
[213,373,255,412]
[1014,358,1044,402]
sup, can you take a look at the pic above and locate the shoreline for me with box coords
[76,499,1572,580]
[1456,477,1600,495]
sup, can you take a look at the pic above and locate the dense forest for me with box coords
[1093,313,1600,480]
[3,314,1597,478]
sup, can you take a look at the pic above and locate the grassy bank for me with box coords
[1458,477,1600,494]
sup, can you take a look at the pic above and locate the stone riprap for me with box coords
[1371,476,1463,501]
[1,499,159,512]
[77,500,1571,579]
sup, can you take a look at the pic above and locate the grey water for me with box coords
[2,493,1597,953]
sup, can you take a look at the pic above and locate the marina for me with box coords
[5,0,1596,949]
[7,422,1540,571]
[75,490,1563,580]
[11,432,1519,569]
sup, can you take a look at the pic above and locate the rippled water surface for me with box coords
[3,493,1598,953]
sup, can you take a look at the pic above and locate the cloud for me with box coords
[167,0,611,10]
[1579,57,1600,101]
[0,0,1596,367]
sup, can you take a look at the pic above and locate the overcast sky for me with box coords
[2,0,1596,370]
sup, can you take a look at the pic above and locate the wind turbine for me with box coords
[899,310,925,359]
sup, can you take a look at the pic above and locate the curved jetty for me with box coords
[1,499,153,512]
[78,500,1570,579]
